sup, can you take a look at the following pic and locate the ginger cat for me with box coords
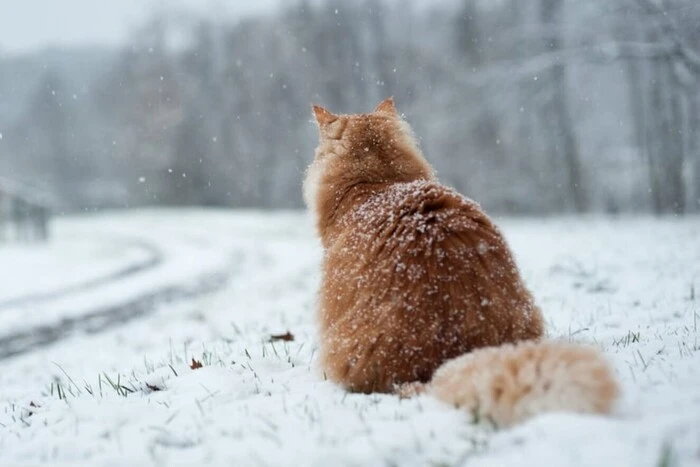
[304,98,618,427]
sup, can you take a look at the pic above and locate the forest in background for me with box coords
[0,0,698,214]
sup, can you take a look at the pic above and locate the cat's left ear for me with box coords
[312,104,337,127]
[374,97,398,115]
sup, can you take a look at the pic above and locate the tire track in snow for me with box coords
[0,254,239,360]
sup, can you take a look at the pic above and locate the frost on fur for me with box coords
[429,341,620,427]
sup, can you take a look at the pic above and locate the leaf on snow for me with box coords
[190,358,203,370]
[269,331,295,342]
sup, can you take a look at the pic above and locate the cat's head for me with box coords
[303,97,435,215]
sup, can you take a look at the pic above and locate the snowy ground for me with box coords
[1,210,699,466]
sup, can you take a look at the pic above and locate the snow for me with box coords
[0,234,151,304]
[1,210,699,466]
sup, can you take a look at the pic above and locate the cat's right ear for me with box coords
[312,105,337,127]
[374,97,398,115]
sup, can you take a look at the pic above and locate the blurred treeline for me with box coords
[0,0,698,214]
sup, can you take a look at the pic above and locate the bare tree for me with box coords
[539,0,587,212]
[3,0,697,214]
[614,0,699,214]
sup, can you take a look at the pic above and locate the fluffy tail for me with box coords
[400,341,619,428]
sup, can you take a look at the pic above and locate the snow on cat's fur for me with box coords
[304,98,618,426]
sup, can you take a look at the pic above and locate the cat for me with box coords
[303,97,619,427]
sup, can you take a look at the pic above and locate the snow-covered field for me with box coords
[1,210,699,466]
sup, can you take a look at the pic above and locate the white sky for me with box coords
[0,0,282,55]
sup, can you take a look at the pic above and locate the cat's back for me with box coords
[323,178,520,309]
[340,179,504,263]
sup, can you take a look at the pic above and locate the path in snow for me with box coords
[0,211,256,358]
[0,265,233,359]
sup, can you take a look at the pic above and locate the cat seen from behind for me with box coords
[303,98,618,427]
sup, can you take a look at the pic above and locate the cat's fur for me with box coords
[304,98,619,427]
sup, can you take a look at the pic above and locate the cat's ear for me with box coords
[374,97,398,115]
[312,104,337,127]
